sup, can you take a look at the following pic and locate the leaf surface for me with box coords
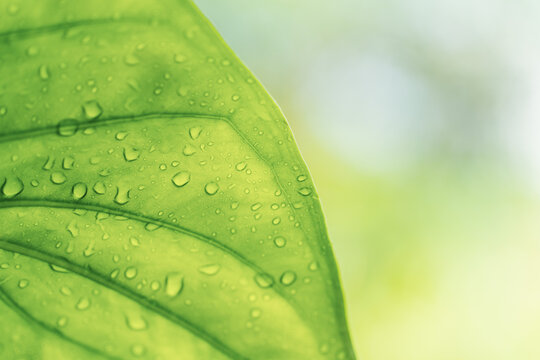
[0,1,355,359]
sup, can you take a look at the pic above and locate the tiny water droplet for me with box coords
[204,182,219,195]
[250,308,262,319]
[308,261,319,271]
[71,183,87,200]
[129,237,140,247]
[165,273,184,297]
[250,203,262,211]
[42,156,55,170]
[76,297,90,310]
[280,271,297,286]
[199,264,221,276]
[298,187,312,196]
[57,316,68,328]
[123,147,140,162]
[131,344,146,357]
[273,236,287,248]
[171,171,190,187]
[254,273,274,289]
[174,54,186,63]
[125,267,138,279]
[115,131,128,140]
[296,175,307,182]
[62,156,75,170]
[50,264,69,273]
[124,53,140,66]
[18,279,29,289]
[50,172,67,185]
[231,94,240,101]
[114,186,130,205]
[1,177,24,198]
[82,100,103,120]
[39,65,50,80]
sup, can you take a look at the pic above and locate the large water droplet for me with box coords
[171,171,190,187]
[93,181,106,195]
[198,264,221,276]
[56,119,78,137]
[183,144,196,156]
[204,182,219,196]
[1,177,23,198]
[165,272,184,297]
[71,183,87,200]
[82,100,103,120]
[298,187,312,196]
[50,172,67,185]
[189,127,202,139]
[123,147,140,162]
[114,186,131,205]
[280,271,297,286]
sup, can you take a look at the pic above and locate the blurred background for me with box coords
[195,1,540,359]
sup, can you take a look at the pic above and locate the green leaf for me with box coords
[0,1,355,359]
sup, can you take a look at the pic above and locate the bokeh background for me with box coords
[195,1,540,359]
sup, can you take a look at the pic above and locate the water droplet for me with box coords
[254,273,274,288]
[57,316,68,328]
[171,171,190,187]
[124,53,140,66]
[235,162,247,171]
[189,127,202,139]
[39,65,49,80]
[50,264,69,273]
[174,54,187,63]
[272,217,281,225]
[60,286,72,296]
[308,261,319,271]
[71,183,87,200]
[125,267,138,279]
[129,237,140,247]
[165,272,184,297]
[76,297,90,310]
[183,144,196,156]
[145,223,160,232]
[298,187,312,196]
[1,177,23,198]
[18,279,29,289]
[50,172,67,185]
[82,100,103,120]
[250,203,262,211]
[42,156,55,170]
[296,175,307,182]
[131,344,146,357]
[93,181,106,195]
[62,156,75,170]
[114,186,131,205]
[250,308,262,319]
[123,147,140,162]
[125,313,148,331]
[199,264,221,276]
[231,94,240,101]
[280,271,297,286]
[204,182,219,196]
[115,131,128,141]
[273,236,287,248]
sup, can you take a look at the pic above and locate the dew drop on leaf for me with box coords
[93,181,106,195]
[75,297,91,311]
[82,100,103,120]
[124,267,138,279]
[296,175,307,182]
[38,64,49,80]
[131,344,146,357]
[18,279,29,289]
[198,264,221,276]
[62,156,75,170]
[50,172,67,185]
[183,144,196,156]
[189,127,202,139]
[250,308,262,319]
[115,131,128,141]
[280,271,297,286]
[235,161,247,171]
[56,316,68,328]
[204,182,219,196]
[1,177,24,198]
[298,187,312,196]
[254,273,274,289]
[56,119,78,137]
[125,313,148,331]
[114,186,131,205]
[71,183,87,200]
[273,236,287,248]
[165,272,184,297]
[171,171,190,187]
[123,147,140,162]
